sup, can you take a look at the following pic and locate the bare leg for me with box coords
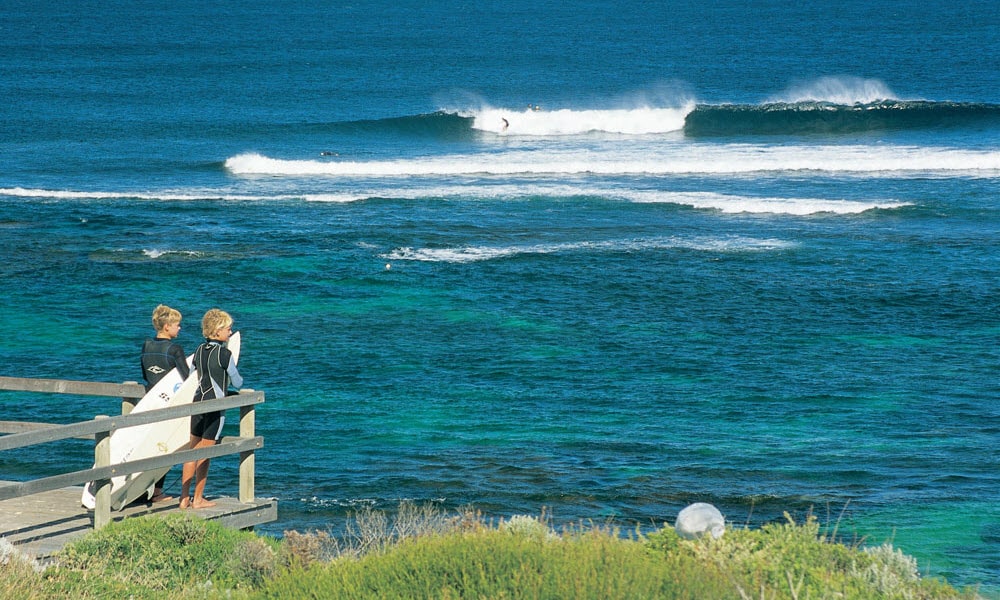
[191,438,217,509]
[151,472,172,502]
[179,434,202,509]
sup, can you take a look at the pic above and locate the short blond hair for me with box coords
[201,308,234,338]
[151,304,181,332]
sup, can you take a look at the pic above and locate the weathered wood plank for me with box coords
[0,376,145,399]
[0,421,94,440]
[239,402,256,503]
[93,421,111,529]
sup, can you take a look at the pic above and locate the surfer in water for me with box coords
[180,308,243,510]
[140,304,189,503]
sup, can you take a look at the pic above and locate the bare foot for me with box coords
[150,493,173,503]
[192,498,217,509]
[179,496,191,509]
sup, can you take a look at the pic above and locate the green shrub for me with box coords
[255,527,737,600]
[498,514,558,542]
[280,529,337,568]
[5,504,983,600]
[47,513,278,599]
[644,522,683,555]
[229,537,279,588]
[647,513,980,600]
[0,539,47,600]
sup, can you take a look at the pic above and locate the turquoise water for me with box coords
[2,0,998,591]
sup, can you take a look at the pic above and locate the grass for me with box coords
[0,504,987,600]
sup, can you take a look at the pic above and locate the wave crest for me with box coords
[768,76,899,104]
[684,100,1000,136]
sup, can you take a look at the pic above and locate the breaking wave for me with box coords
[224,144,999,177]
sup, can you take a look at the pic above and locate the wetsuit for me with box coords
[191,340,243,441]
[140,337,189,495]
[140,337,189,391]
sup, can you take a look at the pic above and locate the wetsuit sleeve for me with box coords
[169,344,190,379]
[227,356,243,389]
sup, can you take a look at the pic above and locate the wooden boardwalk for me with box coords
[0,375,278,563]
[0,482,278,562]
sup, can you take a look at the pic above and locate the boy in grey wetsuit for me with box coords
[180,308,243,510]
[139,304,189,503]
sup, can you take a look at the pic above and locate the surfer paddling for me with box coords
[180,309,243,510]
[140,305,189,503]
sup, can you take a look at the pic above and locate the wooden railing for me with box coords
[0,376,264,530]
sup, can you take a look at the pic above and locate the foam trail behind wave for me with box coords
[384,236,794,263]
[625,191,908,215]
[0,186,913,215]
[0,187,277,202]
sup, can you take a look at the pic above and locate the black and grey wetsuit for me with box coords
[140,337,189,391]
[140,337,189,493]
[191,339,243,441]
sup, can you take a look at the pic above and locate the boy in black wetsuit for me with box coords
[139,304,190,503]
[180,308,243,509]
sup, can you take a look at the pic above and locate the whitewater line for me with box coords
[224,146,1000,177]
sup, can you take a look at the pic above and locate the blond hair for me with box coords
[151,304,182,332]
[201,308,234,338]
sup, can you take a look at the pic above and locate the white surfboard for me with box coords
[81,332,241,509]
[81,352,194,510]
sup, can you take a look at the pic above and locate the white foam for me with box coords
[626,191,908,215]
[767,76,900,104]
[301,185,907,215]
[224,144,1000,178]
[470,105,695,135]
[142,249,203,259]
[383,236,793,264]
[0,187,276,202]
[0,184,911,216]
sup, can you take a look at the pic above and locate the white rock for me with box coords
[675,502,726,539]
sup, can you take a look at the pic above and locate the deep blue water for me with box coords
[1,0,998,592]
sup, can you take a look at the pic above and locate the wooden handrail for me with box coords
[0,436,264,502]
[0,392,264,451]
[0,376,145,399]
[0,377,264,529]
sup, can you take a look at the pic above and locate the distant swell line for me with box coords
[683,101,1000,136]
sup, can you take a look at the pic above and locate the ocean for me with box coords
[1,0,998,592]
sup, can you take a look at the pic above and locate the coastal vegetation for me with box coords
[0,503,984,600]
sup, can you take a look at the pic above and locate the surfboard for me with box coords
[81,351,194,510]
[81,332,241,510]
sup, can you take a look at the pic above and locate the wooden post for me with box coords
[121,380,140,415]
[93,415,112,529]
[238,390,256,503]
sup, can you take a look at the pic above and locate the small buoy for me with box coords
[385,263,391,270]
[675,502,725,539]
